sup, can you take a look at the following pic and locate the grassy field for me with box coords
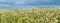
[0,8,59,23]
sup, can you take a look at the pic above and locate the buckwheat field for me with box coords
[0,8,59,23]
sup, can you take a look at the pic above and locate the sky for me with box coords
[0,0,60,9]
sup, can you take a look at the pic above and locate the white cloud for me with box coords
[0,0,15,3]
[39,0,53,2]
[14,1,26,4]
[0,0,57,6]
[3,0,40,5]
[13,0,29,5]
[0,0,52,5]
[0,0,5,1]
[0,4,10,6]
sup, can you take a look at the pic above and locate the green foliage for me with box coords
[0,8,59,23]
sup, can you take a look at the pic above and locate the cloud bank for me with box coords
[0,0,60,8]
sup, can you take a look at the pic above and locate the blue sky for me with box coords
[0,0,60,9]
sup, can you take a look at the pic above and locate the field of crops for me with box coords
[0,8,59,23]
